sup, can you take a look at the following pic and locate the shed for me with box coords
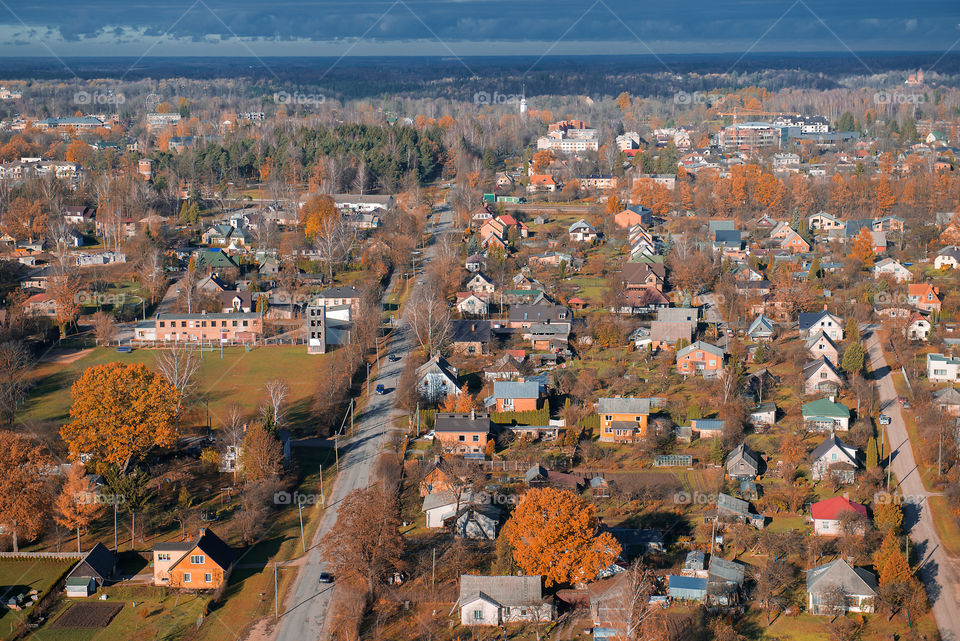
[65,576,95,598]
[668,575,707,601]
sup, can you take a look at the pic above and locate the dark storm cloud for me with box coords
[0,0,957,51]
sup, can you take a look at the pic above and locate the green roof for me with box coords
[802,398,850,419]
[65,577,93,586]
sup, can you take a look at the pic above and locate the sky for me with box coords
[0,0,956,58]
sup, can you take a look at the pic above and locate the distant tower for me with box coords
[519,85,527,115]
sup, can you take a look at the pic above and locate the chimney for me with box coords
[470,409,475,420]
[823,304,828,311]
[829,395,835,403]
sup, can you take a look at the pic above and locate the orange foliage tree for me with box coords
[531,150,556,174]
[64,139,92,166]
[502,487,621,586]
[874,179,896,217]
[54,462,104,552]
[60,362,178,473]
[0,431,53,551]
[299,194,338,240]
[848,227,876,268]
[440,392,477,412]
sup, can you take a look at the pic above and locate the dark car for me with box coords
[375,384,385,395]
[388,354,400,362]
[318,572,333,584]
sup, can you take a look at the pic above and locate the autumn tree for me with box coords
[848,227,876,268]
[531,150,556,174]
[873,500,902,534]
[440,392,477,412]
[300,194,338,240]
[61,362,178,473]
[0,431,53,551]
[322,486,403,595]
[240,422,284,482]
[54,463,104,552]
[874,531,910,586]
[47,270,80,337]
[92,311,117,346]
[6,196,46,242]
[501,487,621,586]
[753,559,794,624]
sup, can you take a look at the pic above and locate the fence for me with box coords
[0,551,85,560]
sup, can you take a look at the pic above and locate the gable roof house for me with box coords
[507,304,571,330]
[780,229,811,253]
[422,490,476,528]
[805,331,840,364]
[906,312,932,341]
[465,271,496,294]
[614,206,653,229]
[621,262,666,290]
[648,320,695,350]
[725,443,761,481]
[65,543,117,597]
[447,504,502,540]
[802,398,851,432]
[484,354,523,382]
[810,434,861,483]
[568,219,599,242]
[450,320,492,355]
[808,211,843,231]
[934,245,960,270]
[485,381,542,412]
[456,292,490,317]
[873,257,913,283]
[907,283,942,313]
[933,386,960,416]
[798,308,844,341]
[803,357,844,395]
[458,575,554,626]
[434,412,492,456]
[220,290,253,313]
[416,355,462,402]
[419,457,461,497]
[806,559,877,615]
[747,314,775,341]
[598,397,652,443]
[153,528,235,589]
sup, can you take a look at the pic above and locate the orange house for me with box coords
[153,529,235,589]
[907,283,942,313]
[676,341,724,377]
[597,397,651,442]
[434,411,492,455]
[781,230,811,253]
[488,380,541,412]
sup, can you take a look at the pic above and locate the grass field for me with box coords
[18,345,330,434]
[0,559,74,639]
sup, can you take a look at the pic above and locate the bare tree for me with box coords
[46,216,75,274]
[262,378,290,430]
[0,342,30,425]
[92,311,117,346]
[138,246,167,305]
[155,345,200,421]
[313,215,356,282]
[404,286,451,355]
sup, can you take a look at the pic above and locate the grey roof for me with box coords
[748,314,775,337]
[805,330,838,351]
[434,412,491,434]
[416,355,458,383]
[810,433,860,467]
[459,575,543,607]
[685,550,706,570]
[656,307,697,323]
[492,381,540,399]
[725,443,761,473]
[597,397,651,415]
[450,320,492,343]
[806,559,877,596]
[568,219,597,233]
[508,305,571,325]
[157,312,260,321]
[524,464,549,483]
[798,309,842,332]
[316,285,361,299]
[422,489,460,512]
[67,542,115,582]
[677,340,723,359]
[803,357,842,381]
[716,493,749,515]
[649,320,694,343]
[933,387,960,405]
[709,557,745,585]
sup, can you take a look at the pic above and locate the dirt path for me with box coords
[38,347,94,365]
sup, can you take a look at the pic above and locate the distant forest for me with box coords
[4,53,960,101]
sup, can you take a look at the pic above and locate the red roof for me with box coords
[568,297,586,304]
[498,214,518,225]
[506,349,527,361]
[811,496,867,521]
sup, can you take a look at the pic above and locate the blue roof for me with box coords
[668,575,707,591]
[492,380,540,399]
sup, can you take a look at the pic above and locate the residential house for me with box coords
[314,285,363,316]
[749,402,777,427]
[873,257,912,282]
[713,229,743,252]
[450,320,491,355]
[802,398,851,431]
[220,290,253,313]
[23,293,57,316]
[507,304,571,330]
[527,174,558,192]
[485,381,541,412]
[448,505,501,540]
[524,464,585,491]
[798,308,844,341]
[64,543,116,597]
[725,444,761,481]
[934,245,960,270]
[692,418,725,440]
[465,271,496,294]
[747,314,775,341]
[806,559,877,615]
[597,397,651,442]
[416,355,461,402]
[708,556,746,605]
[620,262,666,291]
[811,496,868,537]
[906,312,932,340]
[927,352,960,382]
[465,254,485,272]
[810,434,861,483]
[458,575,554,626]
[419,457,463,497]
[434,412,492,455]
[933,386,960,416]
[484,354,522,382]
[769,221,793,240]
[152,528,235,589]
[676,341,724,378]
[907,283,941,313]
[781,230,811,253]
[668,575,708,601]
[197,273,229,294]
[422,490,476,528]
[648,321,695,349]
[805,331,840,364]
[808,211,843,231]
[613,206,653,229]
[62,205,95,225]
[456,292,490,316]
[568,219,599,242]
[803,357,844,395]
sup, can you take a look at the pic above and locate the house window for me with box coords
[243,321,248,327]
[473,610,483,620]
[181,321,187,328]
[184,573,191,583]
[205,573,213,583]
[459,435,465,441]
[233,321,238,327]
[605,415,612,421]
[472,435,479,442]
[158,553,170,561]
[159,321,165,328]
[190,555,205,564]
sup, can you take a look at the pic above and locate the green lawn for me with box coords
[18,345,331,434]
[32,585,208,641]
[0,560,74,640]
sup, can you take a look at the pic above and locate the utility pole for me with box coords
[274,561,279,620]
[320,464,324,506]
[113,501,118,551]
[297,499,305,553]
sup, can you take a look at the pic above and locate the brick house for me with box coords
[676,341,724,377]
[907,283,941,313]
[153,528,235,589]
[155,312,262,343]
[485,381,541,412]
[434,411,492,455]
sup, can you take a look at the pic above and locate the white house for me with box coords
[805,331,840,364]
[422,490,477,528]
[465,271,496,294]
[873,257,912,283]
[808,211,843,231]
[416,355,461,402]
[806,559,877,615]
[456,293,490,316]
[811,496,867,537]
[803,357,844,395]
[927,353,960,382]
[568,219,598,243]
[798,309,844,341]
[935,246,960,270]
[906,312,931,341]
[810,434,860,483]
[458,575,554,626]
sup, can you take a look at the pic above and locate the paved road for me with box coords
[274,204,452,641]
[866,331,960,641]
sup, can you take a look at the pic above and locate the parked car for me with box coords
[375,384,385,395]
[318,573,333,584]
[879,414,891,425]
[388,354,400,362]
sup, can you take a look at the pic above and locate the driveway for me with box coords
[866,330,960,640]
